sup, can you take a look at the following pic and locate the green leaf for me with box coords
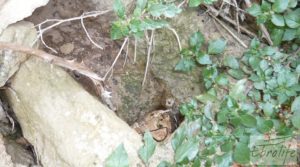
[216,152,233,167]
[259,59,269,71]
[263,102,274,116]
[171,126,186,151]
[250,38,260,49]
[233,143,250,164]
[272,0,289,13]
[240,114,257,128]
[288,0,298,8]
[271,14,285,26]
[221,140,233,152]
[189,0,202,7]
[254,81,265,90]
[105,144,129,167]
[133,0,147,16]
[217,109,228,123]
[224,56,239,69]
[257,117,273,133]
[257,14,269,24]
[157,161,172,167]
[204,102,213,120]
[196,93,218,103]
[189,31,205,51]
[228,69,245,79]
[291,113,300,129]
[175,138,199,163]
[148,3,181,18]
[175,58,196,72]
[282,28,297,41]
[196,52,212,65]
[284,8,300,28]
[111,21,129,40]
[247,4,262,17]
[249,56,260,70]
[139,19,168,31]
[271,28,284,46]
[229,79,247,101]
[208,39,226,54]
[136,0,147,9]
[138,131,156,164]
[216,74,229,86]
[291,96,300,114]
[261,0,272,11]
[113,0,126,18]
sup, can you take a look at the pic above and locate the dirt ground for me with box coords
[25,0,170,125]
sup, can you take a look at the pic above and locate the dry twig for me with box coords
[232,0,241,33]
[142,30,155,86]
[209,12,248,48]
[0,42,104,81]
[103,38,129,79]
[205,5,257,38]
[167,27,182,51]
[34,10,111,51]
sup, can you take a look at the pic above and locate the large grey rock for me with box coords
[0,134,14,167]
[0,21,37,87]
[0,0,49,33]
[5,57,144,166]
[0,21,144,166]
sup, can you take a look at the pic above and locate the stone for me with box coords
[0,0,49,33]
[60,43,74,55]
[0,134,14,167]
[5,57,144,166]
[111,8,250,123]
[0,21,37,87]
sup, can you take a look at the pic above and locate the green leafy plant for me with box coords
[188,0,218,7]
[175,31,228,89]
[111,0,182,40]
[247,0,300,46]
[170,35,300,166]
[104,143,129,167]
[138,131,157,165]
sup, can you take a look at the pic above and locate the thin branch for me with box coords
[35,10,111,49]
[0,42,104,81]
[205,5,257,38]
[123,38,130,68]
[134,37,137,63]
[167,27,182,51]
[38,24,58,53]
[36,10,111,35]
[177,0,187,8]
[232,0,241,33]
[142,30,154,86]
[80,16,104,50]
[103,37,129,79]
[209,12,248,48]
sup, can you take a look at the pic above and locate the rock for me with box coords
[3,137,35,166]
[0,134,14,167]
[150,9,250,102]
[60,43,74,55]
[5,57,144,166]
[0,21,37,87]
[0,0,49,33]
[111,8,250,123]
